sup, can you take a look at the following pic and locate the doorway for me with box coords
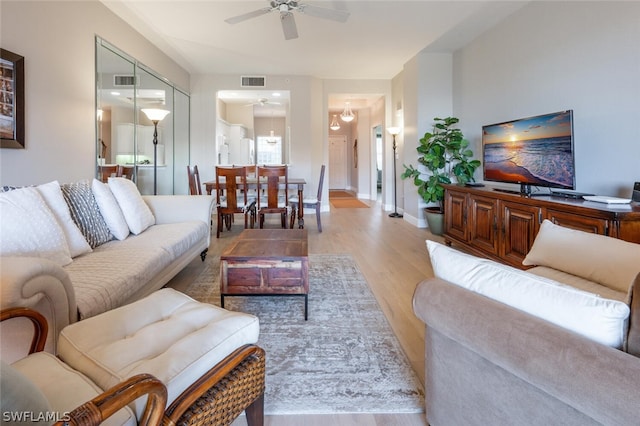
[373,125,383,201]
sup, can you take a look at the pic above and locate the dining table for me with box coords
[203,177,307,229]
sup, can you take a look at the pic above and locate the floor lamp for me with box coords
[387,127,403,218]
[141,109,170,195]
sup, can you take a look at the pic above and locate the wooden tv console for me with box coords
[443,184,640,268]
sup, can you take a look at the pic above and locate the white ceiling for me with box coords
[101,0,529,109]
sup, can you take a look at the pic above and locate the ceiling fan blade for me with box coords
[280,12,298,40]
[225,7,272,25]
[299,4,349,23]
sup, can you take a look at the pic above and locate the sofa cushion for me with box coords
[12,352,135,426]
[107,178,155,235]
[91,179,130,241]
[427,240,630,348]
[64,221,210,319]
[0,187,72,266]
[523,220,640,294]
[0,360,52,424]
[36,181,92,258]
[57,288,260,417]
[61,181,113,249]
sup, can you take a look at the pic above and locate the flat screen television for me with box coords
[482,110,575,195]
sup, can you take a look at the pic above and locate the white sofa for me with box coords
[0,179,215,362]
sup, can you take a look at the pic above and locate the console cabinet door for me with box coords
[469,195,499,255]
[444,189,468,242]
[545,209,608,235]
[500,201,540,267]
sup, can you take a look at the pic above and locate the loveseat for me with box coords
[0,178,215,361]
[414,220,640,425]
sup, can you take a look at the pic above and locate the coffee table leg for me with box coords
[221,294,225,308]
[304,294,308,321]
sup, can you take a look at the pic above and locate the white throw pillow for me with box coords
[0,187,72,266]
[426,240,630,348]
[36,181,92,258]
[107,177,155,235]
[523,220,640,294]
[91,179,130,240]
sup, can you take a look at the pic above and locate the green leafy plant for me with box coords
[401,117,481,210]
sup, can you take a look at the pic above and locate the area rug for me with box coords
[183,254,424,415]
[328,190,355,198]
[330,198,370,208]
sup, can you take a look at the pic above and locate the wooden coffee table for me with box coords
[220,229,309,319]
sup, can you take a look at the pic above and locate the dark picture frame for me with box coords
[1,49,25,149]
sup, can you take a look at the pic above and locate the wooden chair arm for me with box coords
[163,344,265,425]
[0,307,48,354]
[55,373,167,426]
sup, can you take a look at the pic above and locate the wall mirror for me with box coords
[216,90,290,166]
[95,37,190,194]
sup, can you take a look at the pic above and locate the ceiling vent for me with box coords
[241,76,266,87]
[113,75,138,86]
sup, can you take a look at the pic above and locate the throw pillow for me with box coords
[427,240,630,348]
[0,361,52,424]
[36,181,92,258]
[523,220,640,294]
[0,187,72,266]
[60,181,113,249]
[91,179,130,240]
[108,177,155,235]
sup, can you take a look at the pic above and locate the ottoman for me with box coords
[56,288,264,424]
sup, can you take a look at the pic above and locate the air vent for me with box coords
[241,76,266,87]
[113,75,138,86]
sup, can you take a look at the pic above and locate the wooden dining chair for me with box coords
[187,165,202,195]
[116,164,135,180]
[289,164,325,232]
[257,165,289,229]
[215,166,256,238]
[98,165,118,183]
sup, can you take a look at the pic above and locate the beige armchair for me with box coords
[1,289,266,426]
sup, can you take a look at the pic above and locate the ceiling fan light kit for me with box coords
[225,0,350,40]
[340,102,355,122]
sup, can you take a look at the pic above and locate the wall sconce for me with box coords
[330,114,341,131]
[340,102,355,122]
[141,108,170,195]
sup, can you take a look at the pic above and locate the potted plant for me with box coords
[401,116,481,235]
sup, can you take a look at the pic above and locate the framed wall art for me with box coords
[1,49,25,149]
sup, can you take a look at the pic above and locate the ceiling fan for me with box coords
[225,0,350,40]
[244,98,281,107]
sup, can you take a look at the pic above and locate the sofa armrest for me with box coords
[0,257,76,362]
[142,195,214,226]
[413,277,640,425]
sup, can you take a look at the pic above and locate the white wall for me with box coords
[453,1,640,197]
[0,0,189,186]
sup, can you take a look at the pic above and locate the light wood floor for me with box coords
[167,197,442,426]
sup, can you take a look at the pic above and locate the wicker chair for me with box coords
[1,300,266,426]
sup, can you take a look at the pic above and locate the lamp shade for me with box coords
[141,108,170,122]
[387,126,401,136]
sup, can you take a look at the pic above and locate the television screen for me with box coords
[482,110,575,190]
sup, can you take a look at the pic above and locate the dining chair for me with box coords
[98,165,118,183]
[257,165,289,229]
[289,164,325,232]
[116,164,135,180]
[187,165,202,195]
[215,166,256,238]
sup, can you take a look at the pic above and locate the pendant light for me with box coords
[340,101,355,122]
[267,111,278,144]
[330,114,341,131]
